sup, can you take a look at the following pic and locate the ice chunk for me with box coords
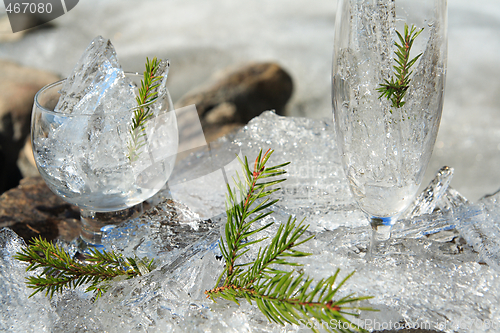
[153,59,170,102]
[55,36,136,115]
[0,228,58,331]
[301,223,496,333]
[35,109,137,205]
[457,189,500,273]
[36,36,138,200]
[68,213,292,332]
[101,199,218,265]
[390,166,468,240]
[403,166,455,218]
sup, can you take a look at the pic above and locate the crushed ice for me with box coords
[4,112,500,332]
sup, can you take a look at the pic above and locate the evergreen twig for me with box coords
[205,149,374,332]
[14,237,155,299]
[377,24,424,110]
[127,57,166,161]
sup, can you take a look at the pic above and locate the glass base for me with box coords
[79,202,144,250]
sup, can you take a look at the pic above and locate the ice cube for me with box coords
[153,59,170,104]
[403,166,455,218]
[55,35,136,115]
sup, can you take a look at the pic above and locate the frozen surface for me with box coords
[457,190,500,273]
[0,228,58,332]
[3,113,500,332]
[101,199,217,265]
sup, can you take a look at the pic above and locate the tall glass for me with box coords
[332,0,447,252]
[32,73,178,248]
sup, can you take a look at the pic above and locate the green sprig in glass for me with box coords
[127,57,168,162]
[377,24,424,110]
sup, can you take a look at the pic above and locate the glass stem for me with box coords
[367,216,395,259]
[79,203,144,248]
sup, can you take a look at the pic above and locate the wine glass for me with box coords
[31,73,178,249]
[332,0,447,254]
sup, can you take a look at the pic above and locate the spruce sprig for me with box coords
[217,149,291,286]
[127,57,165,162]
[377,24,424,109]
[205,149,373,332]
[14,237,155,299]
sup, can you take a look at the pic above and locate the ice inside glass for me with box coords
[31,36,178,245]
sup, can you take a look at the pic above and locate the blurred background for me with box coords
[0,0,499,202]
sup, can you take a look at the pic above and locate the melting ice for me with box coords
[4,112,500,332]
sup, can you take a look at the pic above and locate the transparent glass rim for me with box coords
[34,72,169,116]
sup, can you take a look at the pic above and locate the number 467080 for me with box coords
[5,2,53,14]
